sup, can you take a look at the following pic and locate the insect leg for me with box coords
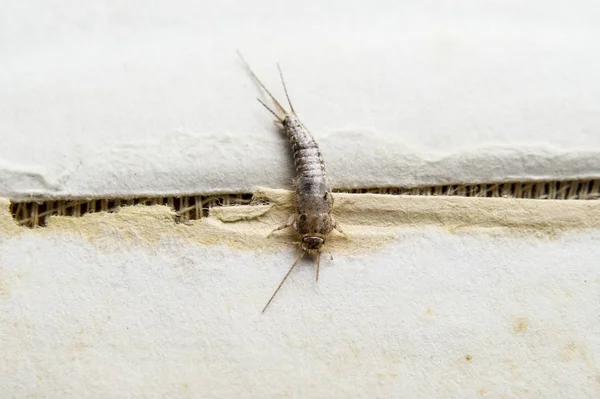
[262,251,305,313]
[331,216,348,238]
[267,214,296,237]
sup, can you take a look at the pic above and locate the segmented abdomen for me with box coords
[283,115,330,200]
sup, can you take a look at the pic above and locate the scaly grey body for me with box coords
[282,114,338,252]
[238,52,344,312]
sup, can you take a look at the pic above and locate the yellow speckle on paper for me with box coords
[558,341,592,365]
[513,317,529,335]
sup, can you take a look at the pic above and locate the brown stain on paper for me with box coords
[513,317,529,335]
[558,341,593,365]
[2,188,600,254]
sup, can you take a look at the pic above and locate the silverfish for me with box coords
[238,52,345,312]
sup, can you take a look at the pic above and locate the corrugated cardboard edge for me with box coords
[2,189,600,253]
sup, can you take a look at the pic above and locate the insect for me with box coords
[238,52,345,312]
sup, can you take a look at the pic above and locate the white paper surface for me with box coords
[2,229,599,398]
[1,1,600,199]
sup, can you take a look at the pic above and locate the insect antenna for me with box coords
[262,251,305,313]
[315,252,321,282]
[236,50,287,121]
[277,63,296,115]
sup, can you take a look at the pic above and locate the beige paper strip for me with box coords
[2,188,600,253]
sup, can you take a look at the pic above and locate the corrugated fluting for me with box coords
[9,179,600,228]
